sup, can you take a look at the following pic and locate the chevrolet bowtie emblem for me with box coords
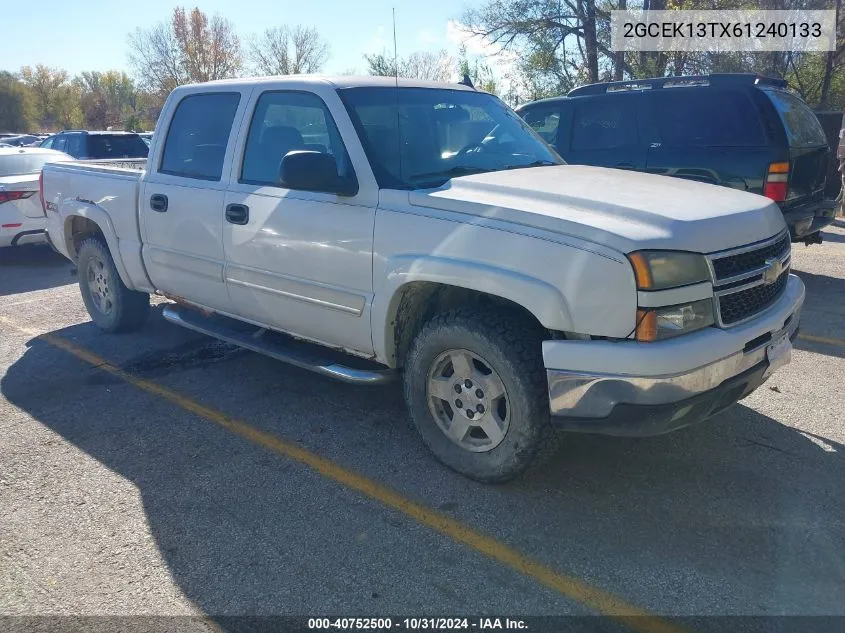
[762,257,782,285]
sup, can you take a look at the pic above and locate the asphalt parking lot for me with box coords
[2,225,845,632]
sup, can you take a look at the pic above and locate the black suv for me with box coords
[517,74,836,242]
[39,130,149,160]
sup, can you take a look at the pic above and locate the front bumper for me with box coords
[545,273,804,436]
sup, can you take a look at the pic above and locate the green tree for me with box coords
[457,45,498,94]
[77,71,138,129]
[19,65,82,130]
[0,71,36,132]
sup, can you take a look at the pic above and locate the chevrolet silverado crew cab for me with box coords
[42,76,805,482]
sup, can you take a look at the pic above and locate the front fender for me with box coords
[372,254,573,365]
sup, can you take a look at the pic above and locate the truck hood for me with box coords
[409,165,787,253]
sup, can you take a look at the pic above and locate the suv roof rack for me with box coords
[567,73,788,97]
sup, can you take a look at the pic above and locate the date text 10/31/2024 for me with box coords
[308,618,529,630]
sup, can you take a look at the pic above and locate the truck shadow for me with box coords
[0,245,75,296]
[2,320,844,621]
[791,267,845,358]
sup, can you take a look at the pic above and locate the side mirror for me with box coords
[279,150,358,197]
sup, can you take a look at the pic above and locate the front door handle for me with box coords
[149,194,168,212]
[225,203,249,225]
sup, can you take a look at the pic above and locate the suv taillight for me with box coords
[763,161,789,202]
[38,170,46,215]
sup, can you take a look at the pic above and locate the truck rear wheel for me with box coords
[403,309,553,482]
[78,237,149,333]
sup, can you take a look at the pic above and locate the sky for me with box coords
[1,0,503,78]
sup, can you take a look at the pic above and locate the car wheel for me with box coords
[78,237,149,333]
[403,308,554,482]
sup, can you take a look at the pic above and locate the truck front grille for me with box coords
[711,232,790,281]
[718,269,789,325]
[708,231,791,327]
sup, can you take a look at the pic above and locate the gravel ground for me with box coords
[1,225,844,629]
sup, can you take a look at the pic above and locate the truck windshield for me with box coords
[339,87,563,190]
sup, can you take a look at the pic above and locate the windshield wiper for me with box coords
[408,166,491,187]
[504,160,558,170]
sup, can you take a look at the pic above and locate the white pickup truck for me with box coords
[42,76,804,482]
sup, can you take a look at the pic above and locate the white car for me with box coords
[42,77,804,482]
[0,147,73,248]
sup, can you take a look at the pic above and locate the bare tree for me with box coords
[249,26,330,75]
[365,50,454,82]
[128,6,242,97]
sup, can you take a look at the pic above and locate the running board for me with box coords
[162,304,395,385]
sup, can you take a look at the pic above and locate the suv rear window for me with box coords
[652,89,765,147]
[764,90,827,148]
[87,134,149,159]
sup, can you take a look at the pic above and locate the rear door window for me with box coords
[571,100,637,151]
[65,134,85,158]
[652,89,765,147]
[763,90,827,148]
[160,92,241,181]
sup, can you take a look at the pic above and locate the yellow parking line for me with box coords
[0,316,683,633]
[797,333,845,349]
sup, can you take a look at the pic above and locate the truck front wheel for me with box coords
[78,237,150,333]
[403,309,554,482]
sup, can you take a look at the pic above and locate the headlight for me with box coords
[627,251,711,290]
[636,299,715,341]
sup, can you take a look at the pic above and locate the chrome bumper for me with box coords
[547,287,802,422]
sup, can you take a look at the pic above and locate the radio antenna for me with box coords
[392,7,404,183]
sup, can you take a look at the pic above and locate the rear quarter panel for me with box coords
[44,161,153,292]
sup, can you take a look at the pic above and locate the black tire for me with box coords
[77,237,150,333]
[403,308,554,483]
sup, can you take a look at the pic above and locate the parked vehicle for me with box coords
[40,130,149,160]
[0,147,73,248]
[517,74,836,244]
[138,132,153,146]
[42,76,804,481]
[2,134,42,147]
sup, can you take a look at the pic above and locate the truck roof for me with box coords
[180,75,478,92]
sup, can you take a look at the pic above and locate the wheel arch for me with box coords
[373,255,572,368]
[61,207,132,288]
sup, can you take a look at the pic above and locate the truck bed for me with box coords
[42,159,153,292]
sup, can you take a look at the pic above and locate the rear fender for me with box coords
[60,202,132,288]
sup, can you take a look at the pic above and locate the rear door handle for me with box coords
[149,194,168,212]
[225,203,249,225]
